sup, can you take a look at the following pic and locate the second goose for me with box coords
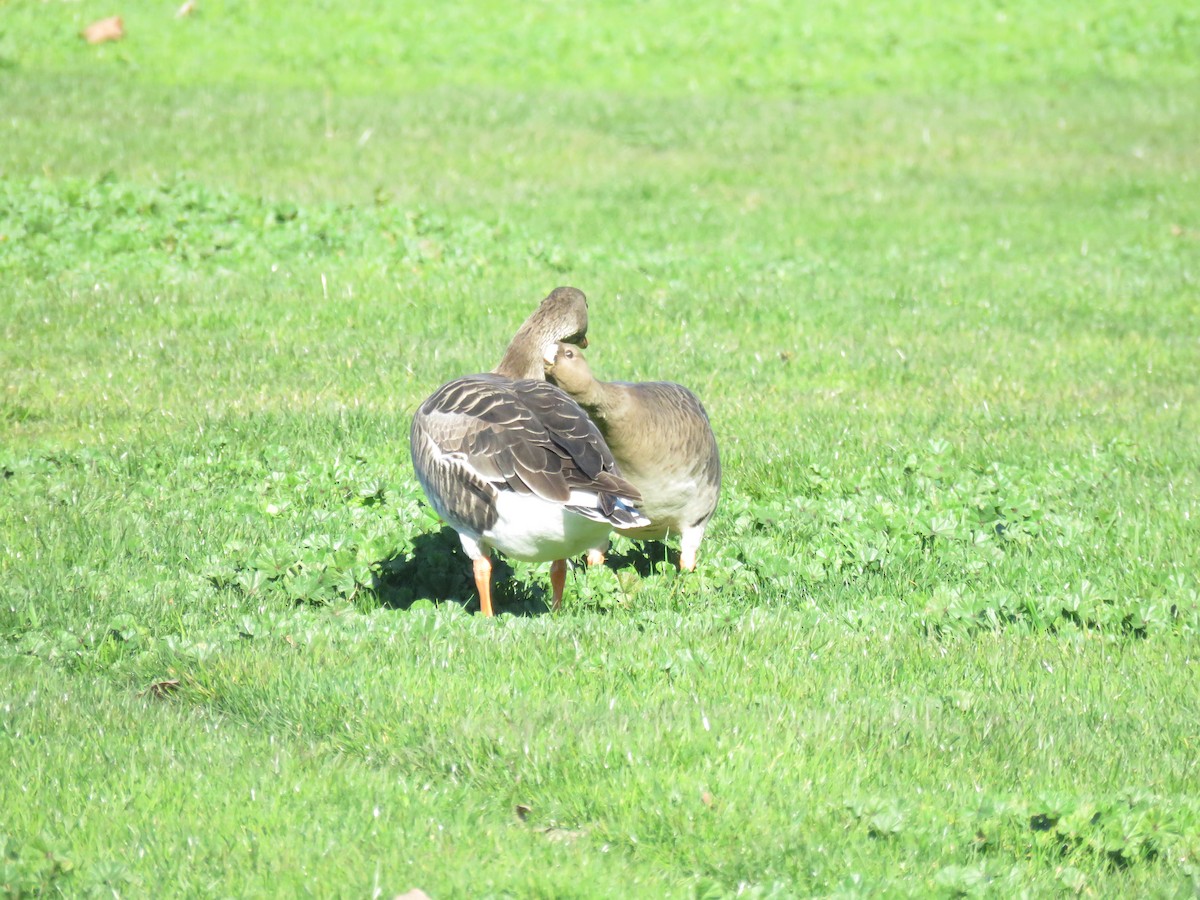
[545,342,721,571]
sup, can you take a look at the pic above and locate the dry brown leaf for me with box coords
[82,16,124,45]
[393,891,432,900]
[514,803,532,821]
[142,679,181,699]
[176,0,197,17]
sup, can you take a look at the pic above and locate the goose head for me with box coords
[494,286,590,380]
[543,341,595,396]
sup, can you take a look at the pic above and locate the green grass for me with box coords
[3,1,1200,896]
[6,0,1198,96]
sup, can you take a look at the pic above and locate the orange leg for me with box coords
[550,559,567,612]
[473,555,494,617]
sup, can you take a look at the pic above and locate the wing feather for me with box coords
[409,374,644,539]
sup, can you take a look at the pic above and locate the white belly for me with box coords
[482,491,614,562]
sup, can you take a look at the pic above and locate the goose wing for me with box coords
[410,374,644,537]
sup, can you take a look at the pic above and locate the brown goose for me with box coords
[409,288,649,615]
[545,342,721,571]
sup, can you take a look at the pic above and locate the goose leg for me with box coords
[473,555,494,616]
[679,527,704,572]
[549,559,567,611]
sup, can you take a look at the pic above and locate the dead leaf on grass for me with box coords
[514,803,532,821]
[393,890,432,900]
[82,16,124,44]
[176,0,197,17]
[142,679,181,699]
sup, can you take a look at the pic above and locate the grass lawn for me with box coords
[2,1,1200,896]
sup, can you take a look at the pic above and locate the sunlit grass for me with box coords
[3,0,1200,895]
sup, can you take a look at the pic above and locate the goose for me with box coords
[545,342,721,571]
[409,287,649,615]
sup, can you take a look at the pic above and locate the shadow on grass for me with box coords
[372,529,680,617]
[371,527,553,617]
[602,539,677,576]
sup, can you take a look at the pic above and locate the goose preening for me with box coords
[545,342,721,571]
[409,288,649,615]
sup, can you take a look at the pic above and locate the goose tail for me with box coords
[565,490,652,529]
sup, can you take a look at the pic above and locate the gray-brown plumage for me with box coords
[545,342,721,571]
[493,286,590,380]
[409,288,648,615]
